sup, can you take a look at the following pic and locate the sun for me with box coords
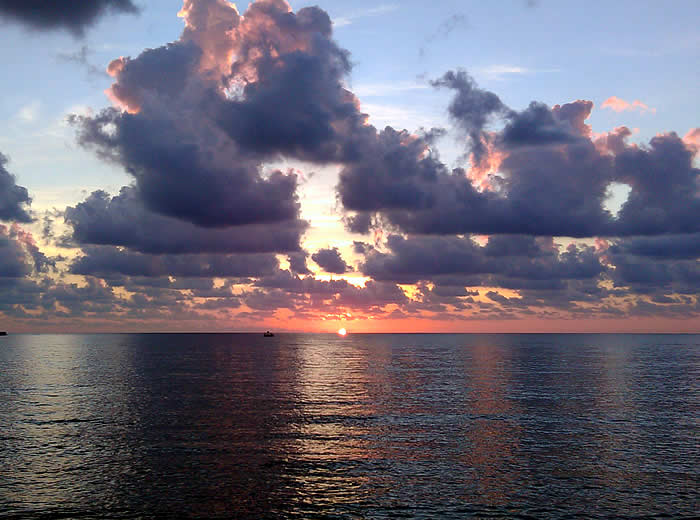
[337,328,347,336]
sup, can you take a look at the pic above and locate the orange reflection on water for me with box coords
[294,335,378,464]
[461,342,521,506]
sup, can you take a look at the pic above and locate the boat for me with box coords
[0,332,7,336]
[263,331,274,337]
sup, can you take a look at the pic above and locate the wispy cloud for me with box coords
[57,45,109,79]
[419,13,468,57]
[602,96,656,114]
[360,102,442,131]
[352,81,429,98]
[16,100,41,123]
[475,64,559,80]
[332,4,399,28]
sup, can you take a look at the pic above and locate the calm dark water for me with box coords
[0,333,697,519]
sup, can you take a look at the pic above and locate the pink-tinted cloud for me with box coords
[682,128,700,156]
[602,96,656,114]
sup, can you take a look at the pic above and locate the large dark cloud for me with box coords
[339,70,700,238]
[361,234,605,285]
[609,254,700,296]
[79,1,699,244]
[71,107,302,229]
[65,187,306,254]
[0,153,32,223]
[609,234,700,260]
[70,0,369,230]
[0,0,139,35]
[70,246,279,279]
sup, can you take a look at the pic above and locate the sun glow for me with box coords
[337,328,347,336]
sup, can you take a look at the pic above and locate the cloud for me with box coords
[0,0,139,36]
[0,224,31,278]
[0,153,32,223]
[419,13,468,56]
[352,81,429,98]
[431,70,513,163]
[2,0,696,329]
[16,100,41,123]
[360,234,605,286]
[70,0,363,229]
[311,247,350,274]
[287,251,312,275]
[332,4,399,28]
[609,234,700,260]
[65,187,307,254]
[71,107,303,229]
[57,46,110,78]
[602,96,656,114]
[683,128,700,154]
[71,246,280,279]
[339,70,699,238]
[477,65,529,81]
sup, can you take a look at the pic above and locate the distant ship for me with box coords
[0,331,7,336]
[263,331,274,337]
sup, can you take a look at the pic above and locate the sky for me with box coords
[0,0,698,333]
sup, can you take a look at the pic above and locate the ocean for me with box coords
[0,333,697,519]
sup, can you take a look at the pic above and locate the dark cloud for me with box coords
[0,225,31,278]
[69,0,366,230]
[352,241,372,255]
[255,269,349,295]
[609,234,700,260]
[8,225,55,273]
[610,255,700,295]
[70,246,279,279]
[56,46,109,79]
[360,234,605,286]
[339,71,699,238]
[311,247,350,274]
[0,153,32,223]
[420,14,468,57]
[287,251,311,275]
[500,100,591,147]
[614,133,700,235]
[0,224,54,282]
[65,187,306,254]
[214,35,358,162]
[0,0,139,36]
[432,69,512,163]
[333,281,407,310]
[71,108,302,229]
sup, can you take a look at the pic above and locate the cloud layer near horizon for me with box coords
[0,0,698,331]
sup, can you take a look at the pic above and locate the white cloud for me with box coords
[351,81,429,98]
[332,4,399,28]
[475,64,559,81]
[360,102,442,131]
[16,100,41,123]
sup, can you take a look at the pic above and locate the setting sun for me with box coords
[337,328,347,336]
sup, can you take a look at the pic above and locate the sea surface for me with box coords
[0,333,697,519]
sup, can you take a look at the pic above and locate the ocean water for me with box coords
[0,333,697,519]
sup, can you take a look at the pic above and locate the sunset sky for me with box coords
[0,0,698,333]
